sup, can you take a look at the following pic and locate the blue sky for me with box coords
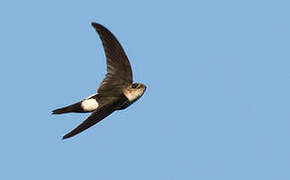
[0,0,289,179]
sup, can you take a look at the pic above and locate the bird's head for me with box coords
[123,83,146,102]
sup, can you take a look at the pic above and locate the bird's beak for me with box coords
[143,85,147,91]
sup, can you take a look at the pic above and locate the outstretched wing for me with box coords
[92,22,133,96]
[62,98,119,139]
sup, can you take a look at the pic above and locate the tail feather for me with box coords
[52,102,84,114]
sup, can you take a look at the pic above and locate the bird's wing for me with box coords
[92,22,133,96]
[62,98,120,139]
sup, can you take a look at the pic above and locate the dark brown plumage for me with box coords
[92,23,133,96]
[52,22,146,139]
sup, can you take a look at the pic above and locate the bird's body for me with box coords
[52,22,146,139]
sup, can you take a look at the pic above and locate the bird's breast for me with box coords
[117,100,132,110]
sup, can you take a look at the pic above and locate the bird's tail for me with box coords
[52,102,84,114]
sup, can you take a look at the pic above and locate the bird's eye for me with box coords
[132,83,138,88]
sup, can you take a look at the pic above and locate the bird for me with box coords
[52,22,146,139]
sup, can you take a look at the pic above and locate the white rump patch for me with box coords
[81,98,99,111]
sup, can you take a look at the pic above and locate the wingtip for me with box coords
[62,132,74,140]
[62,134,70,140]
[51,110,60,115]
[91,22,106,30]
[91,22,98,27]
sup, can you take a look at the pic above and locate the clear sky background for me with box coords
[0,0,289,179]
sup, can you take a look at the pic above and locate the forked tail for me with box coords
[52,102,84,114]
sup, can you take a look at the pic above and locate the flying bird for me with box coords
[52,22,146,139]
